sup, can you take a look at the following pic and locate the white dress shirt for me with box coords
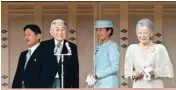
[28,43,40,55]
[24,43,40,69]
[54,39,64,78]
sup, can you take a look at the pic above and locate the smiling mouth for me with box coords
[98,35,102,37]
[98,36,103,38]
[56,36,63,38]
[56,35,63,37]
[26,40,30,42]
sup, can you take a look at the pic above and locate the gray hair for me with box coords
[51,19,67,26]
[50,19,67,30]
[136,19,153,31]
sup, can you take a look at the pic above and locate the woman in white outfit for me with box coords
[124,18,174,88]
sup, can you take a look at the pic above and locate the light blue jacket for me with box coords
[94,40,120,88]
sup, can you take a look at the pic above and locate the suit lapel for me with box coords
[22,51,28,69]
[28,45,40,62]
[50,38,56,55]
[24,44,40,70]
[57,40,69,65]
[50,38,60,65]
[61,40,68,54]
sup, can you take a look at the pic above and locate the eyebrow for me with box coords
[62,27,67,30]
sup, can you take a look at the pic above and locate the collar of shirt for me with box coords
[28,43,40,55]
[54,39,64,47]
[98,40,111,48]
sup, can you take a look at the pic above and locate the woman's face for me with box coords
[96,28,110,41]
[136,26,153,44]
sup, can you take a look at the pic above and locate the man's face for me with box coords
[50,22,67,41]
[24,28,40,47]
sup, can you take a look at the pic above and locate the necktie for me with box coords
[24,49,31,69]
[54,41,62,79]
[54,41,61,54]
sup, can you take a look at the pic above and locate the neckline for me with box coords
[99,40,111,47]
[137,42,155,51]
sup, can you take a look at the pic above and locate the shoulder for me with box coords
[155,43,165,48]
[108,41,120,52]
[20,50,27,57]
[40,39,54,49]
[127,44,138,50]
[154,43,167,51]
[154,44,170,57]
[109,40,119,48]
[41,39,53,45]
[65,40,77,48]
[35,43,46,52]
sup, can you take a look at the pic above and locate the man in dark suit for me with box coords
[40,19,79,88]
[12,24,44,88]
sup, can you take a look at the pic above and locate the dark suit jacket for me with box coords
[12,44,44,88]
[40,39,79,88]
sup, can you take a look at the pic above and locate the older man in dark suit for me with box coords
[40,19,79,88]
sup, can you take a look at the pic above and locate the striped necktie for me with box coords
[24,49,31,69]
[54,41,61,54]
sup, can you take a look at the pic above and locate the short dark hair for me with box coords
[106,28,113,37]
[24,24,41,35]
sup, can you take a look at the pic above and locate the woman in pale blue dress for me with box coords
[88,20,120,88]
